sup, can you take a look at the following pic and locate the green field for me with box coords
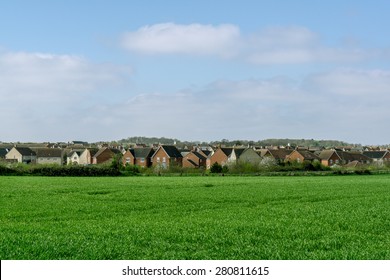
[1,175,389,260]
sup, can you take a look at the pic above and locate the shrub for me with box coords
[210,162,223,173]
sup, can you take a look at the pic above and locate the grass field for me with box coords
[0,175,389,260]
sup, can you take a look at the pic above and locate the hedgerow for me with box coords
[0,164,121,176]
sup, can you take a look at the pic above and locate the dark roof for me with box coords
[220,148,234,157]
[201,150,212,157]
[268,149,291,160]
[35,148,62,158]
[131,147,155,159]
[233,148,246,158]
[363,151,388,159]
[0,148,10,158]
[338,151,372,162]
[94,147,122,158]
[67,149,84,157]
[87,148,100,157]
[185,158,198,167]
[296,150,320,160]
[161,145,183,158]
[191,151,206,160]
[14,147,36,156]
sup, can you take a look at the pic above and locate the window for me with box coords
[162,157,166,163]
[157,157,160,163]
[126,157,130,163]
[140,158,145,163]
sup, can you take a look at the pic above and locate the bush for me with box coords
[210,162,223,173]
[0,164,121,177]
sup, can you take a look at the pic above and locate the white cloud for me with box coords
[0,51,128,99]
[0,50,131,141]
[1,50,389,144]
[121,23,380,65]
[78,69,390,144]
[121,22,240,57]
[303,69,390,98]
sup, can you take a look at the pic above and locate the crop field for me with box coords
[0,175,389,260]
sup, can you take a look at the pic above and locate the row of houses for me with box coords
[1,144,390,169]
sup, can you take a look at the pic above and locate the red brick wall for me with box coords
[209,149,228,167]
[122,150,135,166]
[286,151,304,163]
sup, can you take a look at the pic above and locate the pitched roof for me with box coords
[267,149,291,160]
[35,148,62,158]
[295,150,320,160]
[86,148,100,157]
[160,145,183,158]
[220,148,234,157]
[338,151,372,162]
[318,150,340,161]
[14,147,36,156]
[93,147,121,158]
[200,150,212,157]
[362,151,388,159]
[67,149,84,157]
[185,158,198,167]
[132,147,155,159]
[0,148,10,158]
[191,151,206,160]
[233,148,246,158]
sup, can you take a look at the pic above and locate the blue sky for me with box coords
[1,0,389,144]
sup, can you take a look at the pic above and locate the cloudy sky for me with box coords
[1,0,389,144]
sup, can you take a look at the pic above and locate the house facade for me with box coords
[92,147,122,164]
[318,150,342,166]
[286,150,320,163]
[79,148,99,165]
[67,150,84,165]
[5,147,37,164]
[363,151,390,166]
[337,151,372,165]
[237,148,261,165]
[151,145,183,168]
[259,149,291,163]
[122,147,155,168]
[182,151,206,168]
[208,148,232,168]
[35,148,62,165]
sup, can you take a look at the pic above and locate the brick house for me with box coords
[318,150,342,166]
[151,145,183,168]
[208,147,246,168]
[286,150,320,163]
[259,149,291,163]
[182,151,206,168]
[92,147,122,164]
[122,147,155,168]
